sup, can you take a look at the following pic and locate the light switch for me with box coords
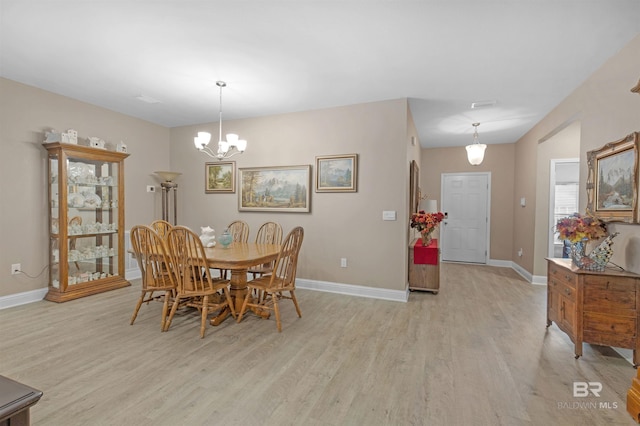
[520,197,526,207]
[382,211,397,221]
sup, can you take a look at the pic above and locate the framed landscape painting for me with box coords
[586,132,639,223]
[205,161,235,193]
[315,154,358,192]
[409,160,419,215]
[239,165,311,212]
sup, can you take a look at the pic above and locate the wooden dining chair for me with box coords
[217,220,250,279]
[129,225,178,331]
[227,220,250,243]
[248,222,283,282]
[165,226,236,338]
[237,226,304,332]
[150,219,173,239]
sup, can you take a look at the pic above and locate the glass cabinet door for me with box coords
[49,155,60,289]
[45,142,129,302]
[64,157,120,288]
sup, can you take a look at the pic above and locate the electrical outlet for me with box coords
[517,248,523,257]
[341,258,347,268]
[11,263,21,275]
[146,185,156,193]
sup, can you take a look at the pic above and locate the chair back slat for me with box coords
[166,226,214,294]
[268,226,304,291]
[150,220,173,239]
[255,222,283,245]
[227,220,250,243]
[130,225,176,291]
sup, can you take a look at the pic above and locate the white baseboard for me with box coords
[488,259,512,268]
[126,268,141,281]
[531,274,547,285]
[0,259,549,310]
[510,261,534,283]
[614,348,634,365]
[296,278,409,302]
[0,288,48,310]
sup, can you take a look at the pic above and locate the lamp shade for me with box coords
[466,143,487,165]
[154,171,182,182]
[194,131,211,149]
[226,133,239,144]
[235,139,247,152]
[422,199,438,213]
[218,140,229,154]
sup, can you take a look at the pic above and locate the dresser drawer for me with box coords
[548,262,577,290]
[584,275,637,316]
[583,312,636,349]
[548,277,576,302]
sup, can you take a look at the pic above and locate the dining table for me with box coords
[203,242,281,325]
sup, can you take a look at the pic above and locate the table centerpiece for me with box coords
[555,212,617,271]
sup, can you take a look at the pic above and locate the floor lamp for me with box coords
[154,171,181,225]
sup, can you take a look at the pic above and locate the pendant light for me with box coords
[466,122,486,165]
[194,81,247,160]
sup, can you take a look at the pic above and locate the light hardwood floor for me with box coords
[0,263,637,425]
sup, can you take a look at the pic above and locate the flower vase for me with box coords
[570,240,587,268]
[421,233,432,246]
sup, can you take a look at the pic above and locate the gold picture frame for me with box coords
[205,161,235,193]
[315,154,358,192]
[409,160,420,215]
[586,132,640,223]
[239,165,311,212]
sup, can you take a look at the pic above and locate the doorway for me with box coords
[440,172,490,263]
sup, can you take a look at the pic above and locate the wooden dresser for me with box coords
[546,258,640,366]
[409,238,439,293]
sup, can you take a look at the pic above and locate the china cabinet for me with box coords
[44,142,130,302]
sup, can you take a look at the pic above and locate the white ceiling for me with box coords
[2,1,639,148]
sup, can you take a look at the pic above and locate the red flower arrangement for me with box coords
[410,210,445,236]
[555,212,607,243]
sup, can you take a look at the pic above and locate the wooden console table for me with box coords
[0,375,42,426]
[409,238,439,293]
[546,258,640,423]
[546,258,640,365]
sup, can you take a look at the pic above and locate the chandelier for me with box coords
[194,81,247,160]
[465,122,487,165]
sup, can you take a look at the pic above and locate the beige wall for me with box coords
[420,143,516,261]
[0,78,416,300]
[169,99,413,291]
[514,34,640,276]
[2,32,638,300]
[533,121,580,275]
[0,78,170,298]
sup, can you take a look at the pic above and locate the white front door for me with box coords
[440,173,489,263]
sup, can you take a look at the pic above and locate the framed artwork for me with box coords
[205,161,235,193]
[409,160,420,215]
[586,132,640,223]
[239,165,311,212]
[315,154,358,192]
